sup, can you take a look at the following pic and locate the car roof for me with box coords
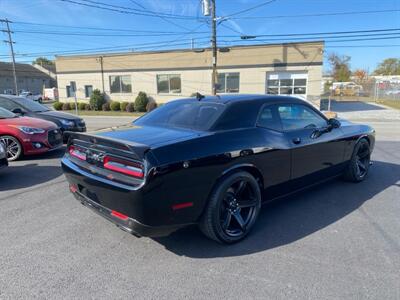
[178,94,311,105]
[0,94,26,101]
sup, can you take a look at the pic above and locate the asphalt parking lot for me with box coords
[1,106,399,299]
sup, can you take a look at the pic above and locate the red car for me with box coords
[0,107,63,161]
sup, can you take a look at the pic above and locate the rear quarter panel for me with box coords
[147,128,291,223]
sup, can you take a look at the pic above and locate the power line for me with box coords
[12,29,208,37]
[241,28,400,38]
[230,8,400,20]
[224,0,277,18]
[11,20,192,33]
[127,0,192,31]
[59,0,201,20]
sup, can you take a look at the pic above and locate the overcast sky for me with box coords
[0,0,399,73]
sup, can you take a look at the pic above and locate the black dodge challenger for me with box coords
[62,95,375,243]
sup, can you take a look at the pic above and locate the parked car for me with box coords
[0,141,8,170]
[62,95,375,244]
[0,95,86,142]
[20,91,43,103]
[0,107,62,161]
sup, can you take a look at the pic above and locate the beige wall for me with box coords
[56,42,323,103]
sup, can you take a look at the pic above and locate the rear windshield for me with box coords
[0,107,16,119]
[14,97,50,112]
[134,100,225,131]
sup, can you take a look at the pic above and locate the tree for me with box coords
[328,53,351,82]
[89,89,106,111]
[353,69,368,84]
[373,58,400,75]
[32,57,54,66]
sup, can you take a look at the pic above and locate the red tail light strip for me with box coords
[69,145,87,161]
[103,156,144,178]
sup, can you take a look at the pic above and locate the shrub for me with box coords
[78,102,86,110]
[70,102,77,110]
[146,98,158,112]
[120,102,129,112]
[90,89,106,111]
[84,103,91,110]
[126,102,135,112]
[53,102,63,111]
[62,102,71,111]
[110,101,121,111]
[134,92,149,112]
[102,102,111,111]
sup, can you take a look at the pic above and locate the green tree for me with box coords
[328,53,351,82]
[373,58,400,75]
[134,92,149,112]
[89,89,106,111]
[32,57,54,66]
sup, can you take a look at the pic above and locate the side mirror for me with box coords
[327,118,341,129]
[12,108,24,115]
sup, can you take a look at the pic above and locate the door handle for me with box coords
[292,137,301,144]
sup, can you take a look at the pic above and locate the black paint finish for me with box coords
[61,95,375,237]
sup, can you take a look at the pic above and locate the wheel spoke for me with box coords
[357,160,366,172]
[234,181,246,197]
[358,149,369,159]
[222,211,232,230]
[238,198,257,208]
[232,210,246,230]
[355,160,361,176]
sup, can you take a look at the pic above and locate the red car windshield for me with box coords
[0,107,16,119]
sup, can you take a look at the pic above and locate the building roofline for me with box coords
[55,40,325,60]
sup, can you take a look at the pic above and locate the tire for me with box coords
[343,138,371,182]
[199,171,261,244]
[0,135,23,161]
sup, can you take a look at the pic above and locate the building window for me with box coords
[157,74,181,94]
[109,75,132,93]
[266,73,307,96]
[217,72,240,93]
[66,85,72,97]
[84,85,93,98]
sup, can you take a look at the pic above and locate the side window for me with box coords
[277,104,327,131]
[257,105,282,131]
[213,102,259,130]
[0,98,20,111]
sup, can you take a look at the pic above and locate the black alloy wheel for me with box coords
[344,139,371,182]
[200,171,261,244]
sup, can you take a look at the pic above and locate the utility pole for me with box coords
[210,0,217,95]
[1,19,18,95]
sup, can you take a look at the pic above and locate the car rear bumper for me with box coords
[70,188,183,237]
[61,157,189,237]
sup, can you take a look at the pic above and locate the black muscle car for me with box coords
[61,95,375,244]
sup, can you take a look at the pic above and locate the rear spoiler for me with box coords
[65,132,150,161]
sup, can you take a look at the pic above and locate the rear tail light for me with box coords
[68,145,86,161]
[103,156,144,178]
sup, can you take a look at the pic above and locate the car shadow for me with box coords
[0,147,66,191]
[0,163,64,191]
[154,160,400,258]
